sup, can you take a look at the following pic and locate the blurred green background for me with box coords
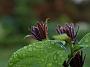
[0,0,90,67]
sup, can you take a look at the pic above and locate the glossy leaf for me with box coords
[8,40,68,67]
[78,33,90,48]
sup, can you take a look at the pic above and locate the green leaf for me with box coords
[8,40,68,67]
[72,45,82,53]
[78,33,90,48]
[53,34,70,41]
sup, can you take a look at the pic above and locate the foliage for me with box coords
[8,22,90,67]
[8,40,68,67]
[78,33,90,48]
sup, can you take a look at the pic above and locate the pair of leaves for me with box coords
[8,33,90,67]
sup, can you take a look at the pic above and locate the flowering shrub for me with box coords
[8,20,90,67]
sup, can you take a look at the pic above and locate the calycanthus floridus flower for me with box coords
[63,51,86,67]
[31,21,48,41]
[57,23,86,67]
[56,23,79,43]
[70,51,86,67]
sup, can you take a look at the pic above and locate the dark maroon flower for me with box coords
[56,23,79,43]
[31,21,48,41]
[70,51,86,67]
